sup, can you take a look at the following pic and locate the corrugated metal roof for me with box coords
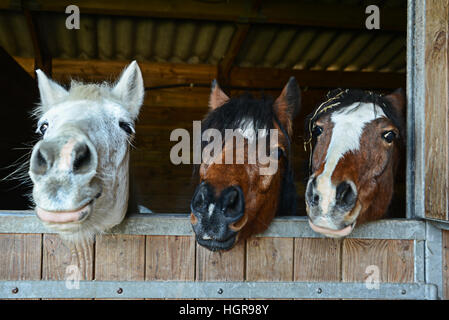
[0,6,406,73]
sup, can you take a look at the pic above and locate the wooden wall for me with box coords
[424,0,449,221]
[0,233,417,299]
[11,57,406,217]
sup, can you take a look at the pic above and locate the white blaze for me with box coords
[315,102,386,215]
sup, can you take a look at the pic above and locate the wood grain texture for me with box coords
[294,238,341,282]
[342,239,414,283]
[42,234,94,280]
[0,234,42,280]
[443,230,449,300]
[246,237,293,281]
[196,241,245,281]
[146,235,195,280]
[424,0,449,221]
[95,234,145,281]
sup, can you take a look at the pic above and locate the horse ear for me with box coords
[36,69,69,112]
[112,60,145,120]
[209,79,229,110]
[384,88,406,119]
[274,77,301,134]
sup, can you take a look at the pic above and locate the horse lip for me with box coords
[36,199,94,224]
[308,219,355,238]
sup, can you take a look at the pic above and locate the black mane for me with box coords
[193,93,297,216]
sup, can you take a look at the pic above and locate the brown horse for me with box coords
[304,88,405,237]
[190,78,301,251]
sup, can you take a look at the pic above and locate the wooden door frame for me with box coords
[407,0,449,224]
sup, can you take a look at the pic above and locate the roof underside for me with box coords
[0,0,406,74]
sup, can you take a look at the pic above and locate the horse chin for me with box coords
[308,219,356,238]
[196,234,238,252]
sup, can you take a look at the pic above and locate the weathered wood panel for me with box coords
[424,0,449,221]
[246,237,294,281]
[294,238,341,282]
[0,233,42,300]
[196,241,245,281]
[342,239,414,283]
[42,235,94,281]
[145,235,195,281]
[443,230,449,300]
[0,234,42,280]
[95,234,145,281]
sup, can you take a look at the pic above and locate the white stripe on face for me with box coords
[315,102,386,214]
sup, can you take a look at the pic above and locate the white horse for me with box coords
[29,61,144,242]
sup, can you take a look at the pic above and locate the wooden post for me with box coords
[424,0,449,221]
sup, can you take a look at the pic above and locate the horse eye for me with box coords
[382,131,396,143]
[39,122,48,135]
[119,121,134,135]
[312,125,323,137]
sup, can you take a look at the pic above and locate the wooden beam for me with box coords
[23,8,51,75]
[2,0,406,31]
[217,23,250,91]
[424,0,449,221]
[13,57,405,90]
[229,66,406,90]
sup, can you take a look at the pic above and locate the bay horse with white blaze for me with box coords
[190,78,301,251]
[28,61,144,242]
[304,88,405,237]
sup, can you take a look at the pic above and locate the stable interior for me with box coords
[0,0,406,218]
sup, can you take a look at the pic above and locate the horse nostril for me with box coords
[336,181,357,209]
[30,143,54,176]
[191,182,213,216]
[306,179,319,207]
[72,143,93,174]
[221,186,244,222]
[313,194,319,206]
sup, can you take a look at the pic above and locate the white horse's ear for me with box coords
[112,61,145,120]
[36,69,69,111]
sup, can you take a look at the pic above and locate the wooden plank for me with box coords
[342,239,414,283]
[23,8,52,75]
[218,23,251,90]
[443,230,449,300]
[95,234,145,281]
[230,67,406,90]
[10,0,406,31]
[13,57,405,90]
[42,234,94,281]
[294,238,341,282]
[0,234,42,280]
[42,235,93,300]
[145,235,195,281]
[424,0,449,221]
[246,237,293,281]
[196,241,245,281]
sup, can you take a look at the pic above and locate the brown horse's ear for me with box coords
[209,79,229,110]
[274,77,301,134]
[384,88,406,119]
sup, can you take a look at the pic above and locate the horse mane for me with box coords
[193,93,297,216]
[304,89,405,145]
